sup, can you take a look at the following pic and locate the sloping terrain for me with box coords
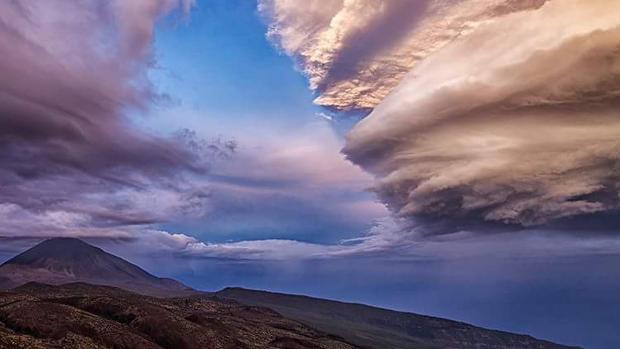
[0,238,582,349]
[0,282,357,349]
[216,288,582,349]
[0,238,194,297]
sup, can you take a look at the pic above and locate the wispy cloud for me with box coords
[80,219,620,262]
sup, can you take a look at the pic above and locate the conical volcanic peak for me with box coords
[3,238,107,266]
[0,237,194,297]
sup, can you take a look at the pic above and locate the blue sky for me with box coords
[142,0,386,245]
[149,0,319,132]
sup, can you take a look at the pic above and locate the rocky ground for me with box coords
[0,282,357,349]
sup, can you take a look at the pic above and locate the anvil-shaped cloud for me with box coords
[265,0,620,231]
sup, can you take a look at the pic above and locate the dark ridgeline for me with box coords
[0,238,582,349]
[216,288,583,349]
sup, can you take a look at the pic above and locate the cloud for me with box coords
[167,120,387,243]
[0,0,224,238]
[92,219,620,262]
[263,0,620,232]
[4,0,619,264]
[260,0,547,110]
[0,0,384,250]
[77,217,410,261]
[342,0,620,230]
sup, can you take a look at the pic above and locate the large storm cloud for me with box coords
[263,0,620,231]
[344,0,620,229]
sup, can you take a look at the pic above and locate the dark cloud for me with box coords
[0,0,196,176]
[0,0,227,237]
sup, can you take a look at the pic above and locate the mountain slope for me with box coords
[0,282,357,349]
[216,287,582,349]
[0,238,194,297]
[0,238,582,349]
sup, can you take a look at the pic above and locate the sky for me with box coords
[0,1,619,348]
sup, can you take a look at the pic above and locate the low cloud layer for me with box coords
[87,219,620,262]
[0,0,220,238]
[344,0,620,230]
[260,0,547,110]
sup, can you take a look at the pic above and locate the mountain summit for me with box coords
[0,238,194,297]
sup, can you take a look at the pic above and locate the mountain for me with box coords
[0,238,581,349]
[216,288,582,349]
[0,238,194,297]
[0,282,356,349]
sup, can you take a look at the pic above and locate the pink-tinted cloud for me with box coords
[344,0,620,230]
[260,0,547,110]
[264,0,620,236]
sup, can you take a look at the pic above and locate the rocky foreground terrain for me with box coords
[0,282,356,349]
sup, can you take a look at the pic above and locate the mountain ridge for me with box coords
[216,287,582,349]
[0,237,195,297]
[0,238,583,349]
